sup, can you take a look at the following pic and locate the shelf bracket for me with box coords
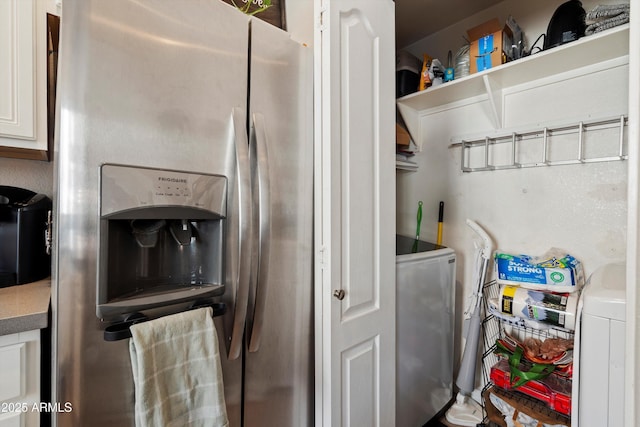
[397,102,423,151]
[482,74,502,129]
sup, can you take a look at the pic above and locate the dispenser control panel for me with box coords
[154,176,191,198]
[100,164,227,218]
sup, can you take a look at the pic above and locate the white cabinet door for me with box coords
[0,343,25,402]
[0,346,25,427]
[0,0,36,140]
[0,331,41,427]
[314,0,396,426]
[0,0,55,159]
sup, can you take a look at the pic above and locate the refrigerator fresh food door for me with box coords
[244,18,314,427]
[53,1,248,425]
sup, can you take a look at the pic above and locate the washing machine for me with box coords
[395,235,456,427]
[575,262,626,427]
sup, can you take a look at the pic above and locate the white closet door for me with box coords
[314,0,396,426]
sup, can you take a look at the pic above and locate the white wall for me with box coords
[286,0,314,45]
[396,0,629,375]
[0,158,53,197]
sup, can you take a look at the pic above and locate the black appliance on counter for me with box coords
[0,186,52,287]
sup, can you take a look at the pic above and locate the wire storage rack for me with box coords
[451,115,628,173]
[479,280,575,426]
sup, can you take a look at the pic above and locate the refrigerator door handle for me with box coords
[228,107,253,360]
[248,112,271,353]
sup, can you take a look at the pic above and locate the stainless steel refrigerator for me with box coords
[52,1,313,426]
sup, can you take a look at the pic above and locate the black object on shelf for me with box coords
[103,301,226,341]
[544,0,586,50]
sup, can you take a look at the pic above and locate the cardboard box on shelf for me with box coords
[467,18,506,74]
[396,124,411,146]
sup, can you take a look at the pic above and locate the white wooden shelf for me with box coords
[397,24,629,113]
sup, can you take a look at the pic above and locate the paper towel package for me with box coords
[494,249,584,293]
[498,285,578,330]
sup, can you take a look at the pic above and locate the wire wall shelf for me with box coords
[451,115,628,173]
[480,280,575,426]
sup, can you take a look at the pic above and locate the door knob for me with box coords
[333,289,345,300]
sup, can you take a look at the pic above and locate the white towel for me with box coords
[129,307,229,427]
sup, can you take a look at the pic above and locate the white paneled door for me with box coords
[314,0,396,426]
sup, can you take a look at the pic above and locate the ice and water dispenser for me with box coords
[97,164,227,326]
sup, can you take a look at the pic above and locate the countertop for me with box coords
[0,279,51,336]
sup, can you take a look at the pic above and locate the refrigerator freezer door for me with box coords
[244,18,314,427]
[53,1,248,426]
[247,111,271,353]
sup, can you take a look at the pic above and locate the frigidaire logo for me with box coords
[158,177,187,184]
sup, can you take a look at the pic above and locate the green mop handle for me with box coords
[411,201,423,253]
[415,201,423,239]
